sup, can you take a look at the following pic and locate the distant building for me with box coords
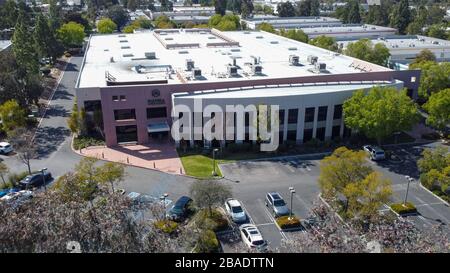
[302,24,397,40]
[242,16,342,30]
[338,35,450,64]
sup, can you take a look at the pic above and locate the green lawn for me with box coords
[178,153,233,178]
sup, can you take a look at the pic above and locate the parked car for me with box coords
[0,142,13,155]
[127,192,157,204]
[0,190,33,206]
[19,170,52,190]
[363,145,386,161]
[167,196,193,221]
[224,198,247,223]
[239,224,267,251]
[0,188,19,198]
[265,192,289,217]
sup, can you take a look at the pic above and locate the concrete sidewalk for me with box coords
[76,142,185,175]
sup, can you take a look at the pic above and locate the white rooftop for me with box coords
[338,35,450,50]
[77,29,390,88]
[0,40,11,52]
[301,24,396,36]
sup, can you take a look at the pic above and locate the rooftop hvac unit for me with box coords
[289,55,299,66]
[192,68,202,78]
[250,56,260,65]
[307,55,318,65]
[227,65,238,77]
[251,64,263,75]
[315,62,326,72]
[145,52,156,59]
[186,59,195,71]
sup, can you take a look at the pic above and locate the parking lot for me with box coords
[218,144,450,251]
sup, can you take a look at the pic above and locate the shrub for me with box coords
[276,215,302,230]
[154,219,178,234]
[8,171,29,186]
[195,209,229,232]
[73,136,105,150]
[0,181,14,190]
[390,202,417,215]
[193,229,220,253]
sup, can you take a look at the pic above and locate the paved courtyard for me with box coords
[76,141,185,175]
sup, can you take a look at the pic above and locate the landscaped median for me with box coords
[390,202,418,216]
[275,215,302,231]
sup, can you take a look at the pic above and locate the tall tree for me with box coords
[389,0,411,34]
[409,61,450,99]
[57,22,85,49]
[214,0,226,16]
[12,11,39,75]
[344,39,390,66]
[107,5,130,30]
[346,0,361,24]
[48,0,62,31]
[34,14,59,63]
[277,1,295,17]
[190,180,232,217]
[343,87,420,144]
[97,18,117,34]
[0,100,26,135]
[423,89,450,131]
[240,0,253,19]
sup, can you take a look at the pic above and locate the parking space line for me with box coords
[239,201,256,226]
[261,204,288,240]
[256,222,276,226]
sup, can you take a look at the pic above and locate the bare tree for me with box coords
[189,180,232,217]
[10,127,37,175]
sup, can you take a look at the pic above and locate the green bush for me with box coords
[390,202,417,215]
[195,209,229,232]
[193,229,220,253]
[0,181,14,190]
[73,136,105,150]
[154,219,178,234]
[276,215,302,229]
[8,171,29,186]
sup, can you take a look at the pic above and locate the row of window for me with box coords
[282,105,342,125]
[114,107,167,121]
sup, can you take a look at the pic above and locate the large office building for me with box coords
[338,35,450,64]
[242,16,342,30]
[76,29,420,147]
[301,24,397,39]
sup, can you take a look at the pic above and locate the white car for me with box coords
[0,190,33,207]
[239,224,267,250]
[363,145,386,161]
[0,142,13,154]
[224,198,247,223]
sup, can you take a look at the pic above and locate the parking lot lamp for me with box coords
[404,176,413,205]
[40,168,48,191]
[160,193,169,219]
[212,148,219,176]
[289,187,296,220]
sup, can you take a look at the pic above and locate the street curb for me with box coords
[419,182,450,206]
[317,193,348,226]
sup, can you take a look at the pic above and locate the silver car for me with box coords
[265,192,289,217]
[224,198,247,223]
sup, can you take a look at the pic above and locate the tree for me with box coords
[389,0,411,34]
[345,0,361,24]
[257,22,275,33]
[96,162,125,193]
[277,1,295,17]
[279,29,308,43]
[240,0,253,19]
[365,0,391,26]
[409,61,450,99]
[190,180,232,216]
[309,35,338,52]
[127,0,137,11]
[0,0,18,29]
[10,127,37,175]
[0,100,26,135]
[57,22,85,49]
[426,24,447,40]
[0,162,9,188]
[412,49,436,65]
[214,0,226,16]
[134,16,153,29]
[418,147,450,192]
[343,87,419,144]
[12,11,39,75]
[107,5,129,30]
[423,89,450,131]
[344,39,390,66]
[34,14,60,63]
[226,0,241,14]
[48,0,62,31]
[97,18,117,34]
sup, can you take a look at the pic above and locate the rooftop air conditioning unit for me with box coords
[289,55,299,66]
[227,65,238,77]
[315,62,326,72]
[251,64,262,75]
[250,56,260,65]
[192,68,202,78]
[307,55,318,65]
[186,59,195,71]
[145,52,156,59]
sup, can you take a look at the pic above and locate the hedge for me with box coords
[195,209,230,232]
[276,215,302,230]
[390,202,417,215]
[154,219,178,234]
[193,229,220,253]
[73,136,105,150]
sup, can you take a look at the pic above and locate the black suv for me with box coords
[19,171,52,189]
[167,196,193,221]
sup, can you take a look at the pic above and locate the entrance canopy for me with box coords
[147,121,170,133]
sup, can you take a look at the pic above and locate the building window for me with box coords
[411,77,416,83]
[112,96,119,101]
[303,129,313,142]
[287,130,297,141]
[278,109,285,125]
[147,107,167,119]
[333,104,343,120]
[245,112,250,127]
[304,107,315,123]
[318,106,328,122]
[316,127,326,141]
[279,131,284,144]
[116,125,137,143]
[332,125,341,139]
[84,100,102,112]
[288,109,298,124]
[179,112,183,119]
[114,109,136,120]
[119,95,126,101]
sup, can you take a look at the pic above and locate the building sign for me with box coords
[148,99,165,105]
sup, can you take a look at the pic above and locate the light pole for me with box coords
[40,168,48,191]
[212,148,219,176]
[160,193,169,219]
[404,176,413,205]
[289,186,296,220]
